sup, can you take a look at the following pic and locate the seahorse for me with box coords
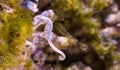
[33,15,66,61]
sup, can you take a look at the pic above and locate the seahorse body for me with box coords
[33,15,66,61]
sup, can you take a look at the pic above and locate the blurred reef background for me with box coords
[0,0,120,70]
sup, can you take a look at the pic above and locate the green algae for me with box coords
[0,1,33,68]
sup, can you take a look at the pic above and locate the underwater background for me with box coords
[0,0,120,70]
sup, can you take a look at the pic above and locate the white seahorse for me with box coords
[33,10,66,61]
